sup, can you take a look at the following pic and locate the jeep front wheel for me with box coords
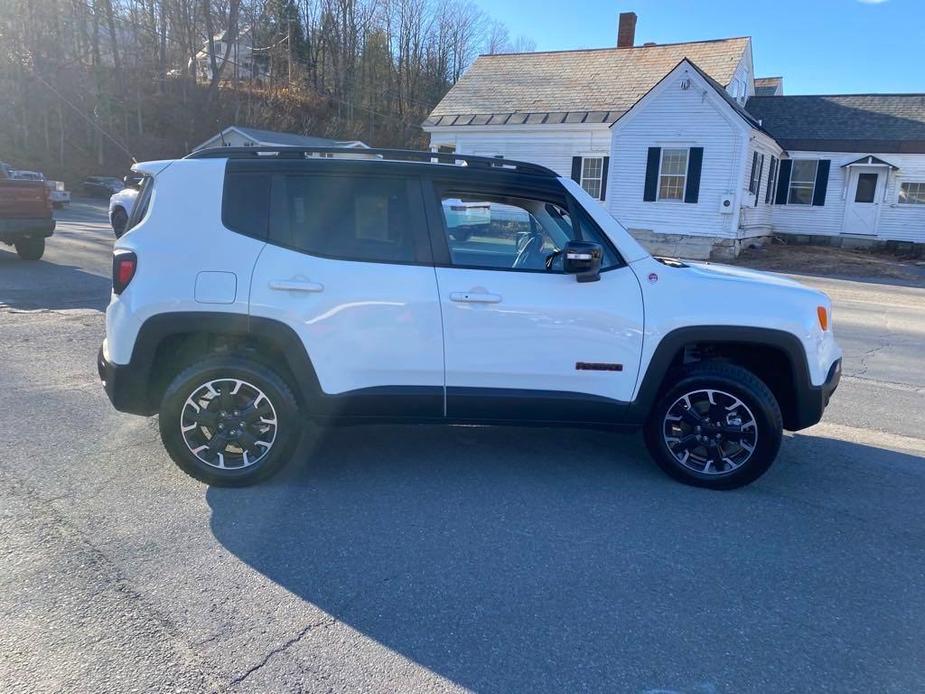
[158,356,301,486]
[643,363,783,490]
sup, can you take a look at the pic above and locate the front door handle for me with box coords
[269,279,324,293]
[450,291,502,304]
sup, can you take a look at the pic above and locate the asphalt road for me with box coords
[1,201,923,693]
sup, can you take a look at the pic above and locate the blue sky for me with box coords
[480,0,924,95]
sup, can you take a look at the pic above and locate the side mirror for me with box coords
[562,240,603,282]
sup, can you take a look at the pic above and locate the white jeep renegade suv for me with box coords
[98,147,842,489]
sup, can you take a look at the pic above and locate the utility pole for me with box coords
[287,18,292,86]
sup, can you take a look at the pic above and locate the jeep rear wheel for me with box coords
[644,362,783,490]
[15,236,45,260]
[158,355,301,486]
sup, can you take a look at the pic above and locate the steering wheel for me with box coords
[512,233,545,270]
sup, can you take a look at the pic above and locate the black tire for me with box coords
[158,355,301,486]
[15,236,45,260]
[449,227,473,242]
[111,207,129,237]
[643,362,783,490]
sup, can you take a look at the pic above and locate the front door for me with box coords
[843,168,886,235]
[428,182,644,422]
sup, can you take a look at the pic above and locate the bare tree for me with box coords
[0,0,532,176]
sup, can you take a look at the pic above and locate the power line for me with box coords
[29,70,136,160]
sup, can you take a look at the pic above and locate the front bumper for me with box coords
[789,358,841,431]
[98,345,153,416]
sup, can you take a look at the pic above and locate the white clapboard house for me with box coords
[424,12,925,258]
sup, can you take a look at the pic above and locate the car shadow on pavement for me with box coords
[206,424,925,692]
[0,250,111,311]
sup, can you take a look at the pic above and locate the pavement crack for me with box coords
[229,618,335,686]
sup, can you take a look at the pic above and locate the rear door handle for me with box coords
[450,291,502,304]
[269,279,324,293]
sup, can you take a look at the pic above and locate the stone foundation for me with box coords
[626,229,772,261]
[625,228,923,261]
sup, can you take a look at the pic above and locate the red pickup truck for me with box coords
[0,161,55,260]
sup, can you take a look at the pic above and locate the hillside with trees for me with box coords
[0,0,534,182]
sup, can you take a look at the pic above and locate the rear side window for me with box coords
[268,174,427,264]
[126,175,154,231]
[223,172,271,239]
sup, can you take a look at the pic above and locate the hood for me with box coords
[685,261,810,291]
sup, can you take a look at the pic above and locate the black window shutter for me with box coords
[765,157,777,204]
[600,156,610,201]
[749,152,759,193]
[684,147,703,204]
[812,160,831,206]
[644,147,661,201]
[571,156,582,183]
[753,154,764,207]
[776,159,792,205]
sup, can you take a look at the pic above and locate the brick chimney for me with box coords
[618,12,637,48]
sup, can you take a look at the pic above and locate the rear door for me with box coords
[248,164,445,417]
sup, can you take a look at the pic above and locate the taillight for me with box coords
[112,251,137,294]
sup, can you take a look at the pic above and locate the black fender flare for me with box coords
[626,325,814,428]
[127,312,322,413]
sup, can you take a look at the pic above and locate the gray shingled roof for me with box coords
[425,37,750,126]
[233,127,343,147]
[746,95,925,153]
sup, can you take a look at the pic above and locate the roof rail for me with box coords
[183,146,558,177]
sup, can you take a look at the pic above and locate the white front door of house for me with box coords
[843,167,887,235]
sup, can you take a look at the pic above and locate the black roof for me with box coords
[746,94,925,153]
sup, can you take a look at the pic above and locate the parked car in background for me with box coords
[46,180,70,208]
[109,174,142,237]
[83,176,124,197]
[10,170,70,207]
[11,170,46,182]
[0,161,55,260]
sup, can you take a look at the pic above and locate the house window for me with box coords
[580,157,605,200]
[658,148,689,201]
[437,145,456,154]
[899,182,925,205]
[788,160,818,205]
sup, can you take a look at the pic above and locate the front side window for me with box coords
[899,182,925,205]
[268,174,420,263]
[658,148,688,201]
[580,157,604,200]
[439,194,619,272]
[788,160,818,205]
